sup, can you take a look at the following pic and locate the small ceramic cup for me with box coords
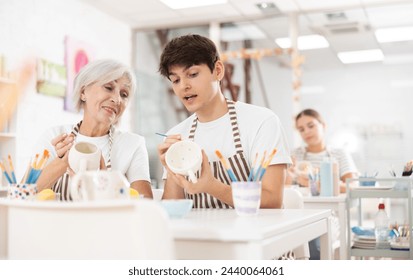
[7,183,38,200]
[165,140,202,183]
[68,142,101,173]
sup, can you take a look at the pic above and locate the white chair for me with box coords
[5,199,174,259]
[283,188,310,260]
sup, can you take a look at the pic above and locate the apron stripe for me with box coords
[217,162,230,185]
[216,198,223,208]
[204,193,210,208]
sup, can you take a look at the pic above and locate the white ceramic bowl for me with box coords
[160,199,193,219]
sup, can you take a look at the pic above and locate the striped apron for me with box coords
[51,121,113,201]
[185,99,250,208]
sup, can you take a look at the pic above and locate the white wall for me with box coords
[247,59,413,176]
[0,0,132,176]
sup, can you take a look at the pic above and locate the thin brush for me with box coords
[7,155,17,183]
[257,149,277,181]
[32,153,39,169]
[21,159,32,184]
[36,149,49,169]
[253,151,267,181]
[215,150,237,182]
[155,132,168,137]
[0,160,13,184]
[247,152,258,181]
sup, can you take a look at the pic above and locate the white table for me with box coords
[302,194,352,259]
[0,199,175,260]
[170,208,332,260]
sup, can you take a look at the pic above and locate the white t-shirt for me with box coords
[165,101,292,170]
[34,124,151,184]
[292,146,358,177]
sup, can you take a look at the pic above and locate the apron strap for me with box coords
[189,99,244,154]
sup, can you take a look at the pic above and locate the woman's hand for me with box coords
[296,173,309,188]
[51,133,74,160]
[157,134,181,167]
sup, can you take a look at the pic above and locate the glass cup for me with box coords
[7,183,38,200]
[310,179,320,196]
[231,181,262,216]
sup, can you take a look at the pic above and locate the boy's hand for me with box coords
[157,134,181,167]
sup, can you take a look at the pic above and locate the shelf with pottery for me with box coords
[0,78,17,186]
[346,177,413,259]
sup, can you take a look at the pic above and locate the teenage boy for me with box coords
[157,34,291,209]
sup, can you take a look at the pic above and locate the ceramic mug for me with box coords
[165,140,202,183]
[68,142,101,173]
[70,170,129,201]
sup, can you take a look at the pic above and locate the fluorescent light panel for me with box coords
[275,35,329,50]
[337,49,384,64]
[160,0,227,9]
[375,26,413,43]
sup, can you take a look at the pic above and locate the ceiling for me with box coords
[79,0,413,71]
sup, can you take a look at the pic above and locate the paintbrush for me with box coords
[215,150,237,182]
[257,149,277,181]
[0,160,13,184]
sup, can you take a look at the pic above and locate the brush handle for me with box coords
[2,171,13,184]
[155,132,168,137]
[227,169,237,182]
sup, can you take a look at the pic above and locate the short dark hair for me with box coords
[295,109,325,125]
[159,34,219,79]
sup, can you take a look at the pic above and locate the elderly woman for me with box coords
[35,59,152,200]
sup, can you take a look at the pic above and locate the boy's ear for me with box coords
[215,60,225,81]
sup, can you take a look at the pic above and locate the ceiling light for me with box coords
[257,2,273,9]
[160,0,227,10]
[274,35,329,50]
[337,49,384,64]
[375,26,413,43]
[325,12,347,21]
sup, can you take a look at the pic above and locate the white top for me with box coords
[34,124,151,183]
[166,101,292,167]
[292,146,358,177]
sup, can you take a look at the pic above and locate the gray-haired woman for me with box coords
[35,59,153,200]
